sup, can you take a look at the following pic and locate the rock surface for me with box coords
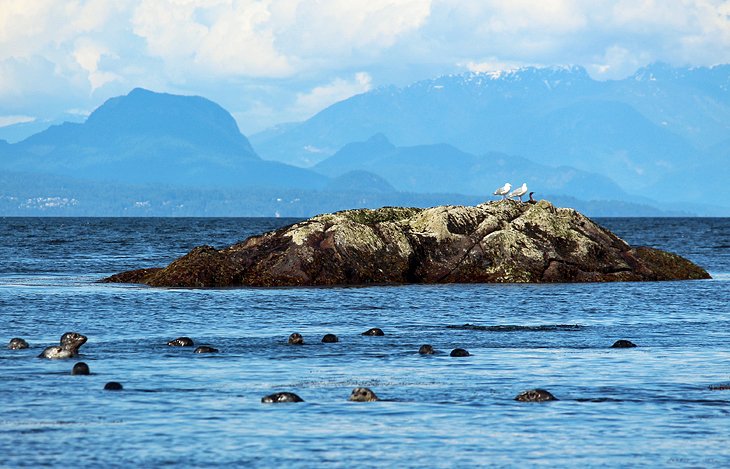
[103,200,710,288]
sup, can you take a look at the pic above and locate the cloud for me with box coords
[0,115,35,128]
[0,0,729,131]
[292,72,373,120]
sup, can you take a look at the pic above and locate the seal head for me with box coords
[104,382,123,391]
[362,328,384,336]
[349,387,379,402]
[611,339,637,348]
[8,338,29,350]
[261,392,304,403]
[515,389,558,402]
[194,346,219,353]
[321,334,339,343]
[288,333,304,345]
[38,332,87,359]
[167,337,194,346]
[450,348,470,357]
[418,344,435,354]
[72,362,90,375]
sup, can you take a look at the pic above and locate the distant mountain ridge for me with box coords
[0,88,326,190]
[1,81,727,216]
[250,63,730,206]
[314,133,630,200]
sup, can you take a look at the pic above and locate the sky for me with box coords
[1,0,729,134]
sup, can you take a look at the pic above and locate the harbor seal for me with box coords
[104,382,123,391]
[38,332,87,359]
[167,337,194,346]
[362,328,384,336]
[709,383,730,391]
[72,362,90,375]
[349,387,379,402]
[515,389,558,402]
[450,348,470,357]
[288,333,304,345]
[418,344,435,354]
[7,338,29,350]
[321,334,339,343]
[194,346,219,353]
[611,339,637,348]
[261,392,304,403]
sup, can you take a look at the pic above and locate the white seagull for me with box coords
[493,182,512,199]
[509,183,528,202]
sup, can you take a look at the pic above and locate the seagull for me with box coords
[509,183,528,202]
[493,182,511,199]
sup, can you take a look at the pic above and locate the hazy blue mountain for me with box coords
[251,64,730,205]
[0,88,326,190]
[1,85,723,216]
[315,134,631,201]
[323,169,396,193]
[0,114,85,144]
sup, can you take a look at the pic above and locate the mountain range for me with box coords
[252,63,730,208]
[1,64,728,216]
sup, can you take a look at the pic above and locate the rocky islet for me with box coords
[103,200,710,288]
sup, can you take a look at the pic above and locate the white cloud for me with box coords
[1,0,730,129]
[293,72,373,120]
[0,115,35,127]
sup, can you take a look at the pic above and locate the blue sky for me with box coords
[1,0,729,134]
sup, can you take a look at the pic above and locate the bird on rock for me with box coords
[493,182,511,199]
[509,183,528,202]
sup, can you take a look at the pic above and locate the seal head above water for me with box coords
[194,346,219,353]
[104,382,123,391]
[515,389,558,402]
[261,392,304,403]
[362,328,384,336]
[72,362,90,375]
[611,339,637,348]
[349,387,379,402]
[38,332,87,359]
[167,337,194,346]
[8,338,29,350]
[418,344,435,354]
[321,334,339,343]
[288,333,304,345]
[450,348,470,357]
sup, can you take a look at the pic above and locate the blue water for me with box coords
[1,217,729,467]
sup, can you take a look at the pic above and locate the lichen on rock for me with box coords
[102,199,711,288]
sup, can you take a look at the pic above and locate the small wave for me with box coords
[446,323,584,332]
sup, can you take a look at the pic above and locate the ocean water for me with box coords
[1,216,729,467]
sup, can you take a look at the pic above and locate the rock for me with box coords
[103,200,710,288]
[611,339,637,348]
[515,389,558,402]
